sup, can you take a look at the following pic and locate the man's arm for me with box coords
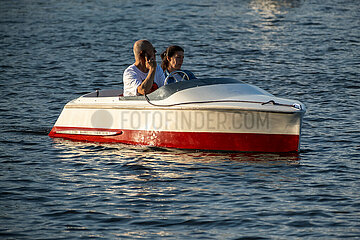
[137,69,155,95]
[137,56,157,95]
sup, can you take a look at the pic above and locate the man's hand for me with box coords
[145,55,157,71]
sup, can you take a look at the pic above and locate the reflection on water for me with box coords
[250,0,302,17]
[51,139,302,216]
[51,139,301,193]
[248,0,303,55]
[52,138,300,164]
[249,0,302,31]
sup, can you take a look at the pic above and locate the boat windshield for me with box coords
[119,78,244,101]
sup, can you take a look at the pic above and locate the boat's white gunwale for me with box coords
[63,103,303,114]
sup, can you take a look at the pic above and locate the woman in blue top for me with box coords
[160,45,196,84]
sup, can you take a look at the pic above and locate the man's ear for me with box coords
[140,51,145,58]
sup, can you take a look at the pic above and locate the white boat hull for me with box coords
[49,78,306,152]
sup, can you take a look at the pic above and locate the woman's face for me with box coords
[168,51,184,71]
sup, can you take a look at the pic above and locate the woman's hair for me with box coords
[161,45,184,71]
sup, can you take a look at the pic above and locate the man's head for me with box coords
[133,39,157,62]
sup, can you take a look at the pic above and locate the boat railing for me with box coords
[83,89,123,98]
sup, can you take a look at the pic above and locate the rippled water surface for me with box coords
[1,0,359,239]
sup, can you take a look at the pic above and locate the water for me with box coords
[1,0,359,239]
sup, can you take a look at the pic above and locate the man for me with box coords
[123,40,165,96]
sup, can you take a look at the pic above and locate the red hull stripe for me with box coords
[49,127,299,152]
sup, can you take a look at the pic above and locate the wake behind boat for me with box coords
[49,75,306,152]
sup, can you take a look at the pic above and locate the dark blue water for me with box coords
[1,0,359,239]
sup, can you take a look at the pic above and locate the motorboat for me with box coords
[49,72,306,152]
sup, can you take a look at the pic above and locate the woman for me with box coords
[160,45,196,84]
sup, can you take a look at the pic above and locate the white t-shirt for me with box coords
[123,64,165,96]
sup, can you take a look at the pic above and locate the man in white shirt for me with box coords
[123,40,165,96]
